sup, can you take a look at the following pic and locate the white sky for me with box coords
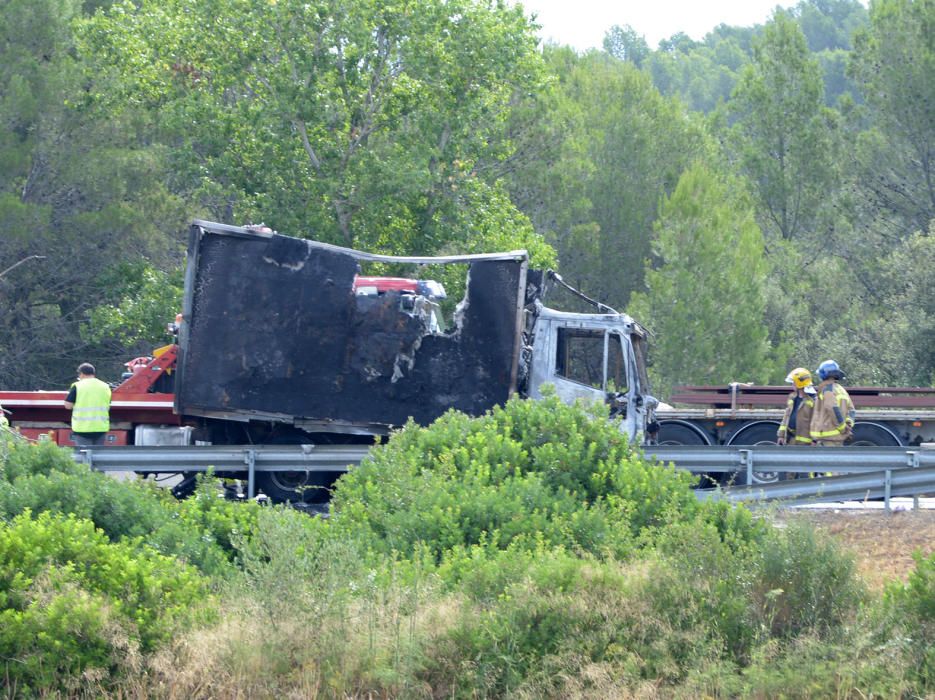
[515,0,798,50]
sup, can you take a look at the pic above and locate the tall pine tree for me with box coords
[630,163,778,398]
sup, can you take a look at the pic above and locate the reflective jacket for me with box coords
[809,380,855,443]
[71,377,112,434]
[777,389,815,444]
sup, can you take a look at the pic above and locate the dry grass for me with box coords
[781,507,935,591]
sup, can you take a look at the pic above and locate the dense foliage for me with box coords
[330,392,702,564]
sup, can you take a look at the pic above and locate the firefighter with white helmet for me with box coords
[777,367,816,445]
[809,360,855,446]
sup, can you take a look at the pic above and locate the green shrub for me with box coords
[645,518,760,663]
[0,510,213,694]
[0,440,260,576]
[751,518,864,640]
[691,632,915,699]
[884,550,935,690]
[648,514,864,665]
[419,551,722,698]
[330,394,698,566]
[0,438,83,481]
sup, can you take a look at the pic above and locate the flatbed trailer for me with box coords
[657,384,935,447]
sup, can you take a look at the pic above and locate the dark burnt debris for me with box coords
[178,229,525,429]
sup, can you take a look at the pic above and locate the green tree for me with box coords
[726,12,840,241]
[0,0,184,389]
[849,0,935,236]
[507,49,707,310]
[629,163,776,398]
[603,24,650,67]
[646,35,748,113]
[81,0,549,257]
[793,0,868,52]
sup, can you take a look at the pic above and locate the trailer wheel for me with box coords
[656,421,710,445]
[727,421,784,485]
[255,434,341,504]
[655,421,720,487]
[849,422,902,447]
[256,470,338,504]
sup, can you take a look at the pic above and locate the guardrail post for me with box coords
[884,469,892,513]
[740,449,753,485]
[245,449,256,499]
[908,451,919,511]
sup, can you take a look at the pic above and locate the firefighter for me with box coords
[64,363,112,446]
[809,359,855,446]
[776,367,816,445]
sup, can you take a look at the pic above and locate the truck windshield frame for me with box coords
[554,327,628,392]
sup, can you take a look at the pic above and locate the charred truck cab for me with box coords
[176,221,657,501]
[525,303,655,442]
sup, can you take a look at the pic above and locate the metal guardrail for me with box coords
[74,444,373,498]
[73,443,935,506]
[697,465,935,507]
[74,444,373,473]
[649,445,935,511]
[644,445,935,475]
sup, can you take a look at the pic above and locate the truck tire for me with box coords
[255,433,341,504]
[655,421,719,487]
[656,421,710,445]
[849,422,902,447]
[726,421,783,485]
[256,470,339,505]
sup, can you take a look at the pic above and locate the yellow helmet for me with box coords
[784,367,812,389]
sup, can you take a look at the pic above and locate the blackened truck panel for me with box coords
[176,225,525,428]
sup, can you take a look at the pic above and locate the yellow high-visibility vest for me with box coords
[71,378,111,433]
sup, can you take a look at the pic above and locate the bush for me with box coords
[419,551,723,698]
[751,518,864,640]
[330,394,698,566]
[649,514,865,664]
[0,440,260,576]
[884,550,935,690]
[0,510,213,694]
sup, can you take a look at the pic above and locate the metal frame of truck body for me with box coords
[175,221,528,435]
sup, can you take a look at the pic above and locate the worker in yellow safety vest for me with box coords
[809,360,855,447]
[776,367,816,445]
[64,363,112,446]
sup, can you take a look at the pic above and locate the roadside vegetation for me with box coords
[2,399,933,698]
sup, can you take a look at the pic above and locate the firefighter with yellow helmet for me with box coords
[776,367,816,445]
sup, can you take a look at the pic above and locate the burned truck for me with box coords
[176,220,658,501]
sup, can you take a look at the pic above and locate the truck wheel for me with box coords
[849,422,902,447]
[656,422,709,445]
[727,422,783,485]
[255,433,341,504]
[655,422,719,487]
[256,470,338,504]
